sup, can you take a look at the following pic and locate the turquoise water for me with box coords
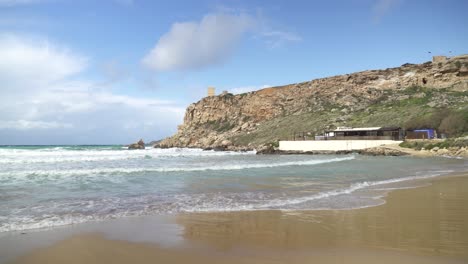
[0,145,466,233]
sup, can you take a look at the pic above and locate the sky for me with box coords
[0,0,467,145]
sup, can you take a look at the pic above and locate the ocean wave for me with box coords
[0,148,256,164]
[172,170,454,214]
[254,170,454,209]
[0,156,355,178]
[0,168,454,233]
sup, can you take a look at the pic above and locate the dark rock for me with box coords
[256,144,279,154]
[212,146,227,151]
[128,139,145,149]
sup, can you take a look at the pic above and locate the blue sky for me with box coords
[0,0,467,144]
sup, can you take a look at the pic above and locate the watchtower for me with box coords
[207,87,215,97]
[432,56,447,64]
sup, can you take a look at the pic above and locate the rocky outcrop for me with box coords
[128,139,145,150]
[158,55,468,150]
[424,146,468,157]
[359,147,409,156]
[256,144,279,154]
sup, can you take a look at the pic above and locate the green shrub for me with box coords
[400,141,428,150]
[400,138,467,150]
[439,112,468,137]
[425,143,435,150]
[404,86,423,95]
[399,141,413,148]
[404,108,448,130]
[404,108,468,137]
[453,139,468,148]
[437,141,450,149]
[204,119,235,132]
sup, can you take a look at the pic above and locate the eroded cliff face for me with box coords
[158,55,468,150]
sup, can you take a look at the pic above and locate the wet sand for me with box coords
[9,173,468,264]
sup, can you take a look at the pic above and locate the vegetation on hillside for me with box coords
[399,138,468,150]
[404,108,468,137]
[229,86,468,146]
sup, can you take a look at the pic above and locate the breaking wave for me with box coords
[0,148,256,164]
[0,156,355,178]
[0,168,453,233]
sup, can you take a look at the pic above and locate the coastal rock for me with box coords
[128,139,145,149]
[221,140,233,147]
[256,144,278,155]
[359,147,408,156]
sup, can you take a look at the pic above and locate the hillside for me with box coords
[158,55,468,150]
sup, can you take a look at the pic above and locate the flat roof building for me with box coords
[324,127,402,141]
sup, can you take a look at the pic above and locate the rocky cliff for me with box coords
[158,55,468,150]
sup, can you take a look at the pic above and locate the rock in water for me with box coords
[128,139,145,149]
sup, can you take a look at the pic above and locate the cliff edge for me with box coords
[158,55,468,150]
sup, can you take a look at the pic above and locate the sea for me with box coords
[1,145,467,234]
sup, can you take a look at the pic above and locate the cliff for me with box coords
[158,55,468,150]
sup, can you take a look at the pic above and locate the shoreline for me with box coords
[4,170,468,264]
[0,156,459,235]
[154,142,468,158]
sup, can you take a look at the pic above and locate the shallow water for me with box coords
[0,145,467,233]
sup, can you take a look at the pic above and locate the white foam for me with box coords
[0,215,94,233]
[0,148,256,164]
[0,156,355,178]
[179,170,453,212]
[255,170,453,209]
[0,168,454,233]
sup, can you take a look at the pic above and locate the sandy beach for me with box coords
[6,172,468,264]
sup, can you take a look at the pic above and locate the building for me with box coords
[432,56,448,64]
[323,127,403,141]
[279,127,403,152]
[405,129,436,139]
[207,87,215,97]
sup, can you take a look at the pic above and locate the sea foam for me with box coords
[0,147,256,164]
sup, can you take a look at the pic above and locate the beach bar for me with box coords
[323,127,403,141]
[280,127,403,152]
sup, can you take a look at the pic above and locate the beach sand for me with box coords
[9,173,468,264]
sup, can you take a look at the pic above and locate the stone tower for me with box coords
[207,87,215,97]
[432,56,448,64]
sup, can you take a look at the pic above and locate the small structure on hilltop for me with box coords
[207,87,216,97]
[405,129,437,139]
[322,127,403,141]
[432,56,448,64]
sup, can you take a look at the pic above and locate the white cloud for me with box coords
[0,120,73,130]
[229,84,271,94]
[142,12,254,72]
[372,0,401,23]
[98,60,130,86]
[0,34,184,144]
[261,31,302,49]
[142,11,302,72]
[0,34,87,93]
